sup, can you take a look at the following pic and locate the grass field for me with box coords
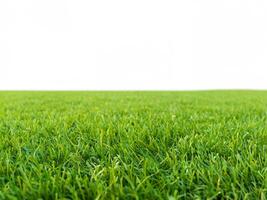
[0,91,266,199]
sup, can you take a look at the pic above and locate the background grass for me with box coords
[0,91,266,199]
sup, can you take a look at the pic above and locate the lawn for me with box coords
[0,91,266,199]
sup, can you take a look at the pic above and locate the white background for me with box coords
[0,0,266,90]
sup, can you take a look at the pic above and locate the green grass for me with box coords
[0,91,266,199]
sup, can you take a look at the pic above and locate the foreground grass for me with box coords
[0,91,266,199]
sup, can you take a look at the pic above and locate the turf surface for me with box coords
[0,91,266,199]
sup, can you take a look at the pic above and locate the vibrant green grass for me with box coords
[0,91,266,199]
